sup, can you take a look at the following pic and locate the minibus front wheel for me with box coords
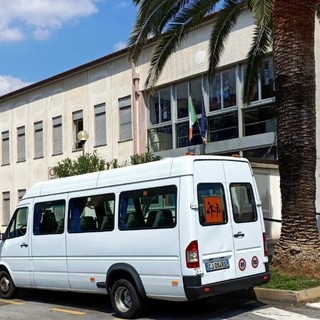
[110,279,142,319]
[0,270,16,299]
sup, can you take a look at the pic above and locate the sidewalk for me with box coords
[253,239,320,304]
[254,286,320,304]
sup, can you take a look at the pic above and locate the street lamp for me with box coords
[77,130,89,156]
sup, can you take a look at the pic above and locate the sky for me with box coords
[0,0,138,96]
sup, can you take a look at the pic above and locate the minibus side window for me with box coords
[68,193,115,233]
[33,200,65,235]
[119,185,177,230]
[230,183,257,223]
[197,183,227,226]
[5,207,28,239]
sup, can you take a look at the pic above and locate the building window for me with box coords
[73,110,83,150]
[176,121,202,148]
[18,189,26,201]
[176,77,203,119]
[150,88,171,124]
[177,82,188,119]
[2,131,9,165]
[119,97,132,141]
[147,61,275,158]
[261,60,275,99]
[243,146,277,160]
[34,121,43,159]
[209,68,237,111]
[94,104,106,146]
[246,58,275,102]
[148,87,173,152]
[208,111,239,142]
[190,77,203,114]
[243,105,275,136]
[2,192,10,226]
[176,77,204,147]
[17,126,26,162]
[148,78,206,152]
[52,116,62,155]
[148,126,173,151]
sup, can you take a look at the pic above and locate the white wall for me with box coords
[253,165,281,240]
[0,55,134,228]
[136,11,257,89]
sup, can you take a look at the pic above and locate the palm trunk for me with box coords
[272,0,320,277]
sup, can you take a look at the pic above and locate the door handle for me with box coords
[234,231,245,238]
[20,243,28,248]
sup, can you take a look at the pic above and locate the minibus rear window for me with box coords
[197,183,227,226]
[119,185,177,230]
[230,183,257,223]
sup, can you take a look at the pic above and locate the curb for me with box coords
[254,286,320,304]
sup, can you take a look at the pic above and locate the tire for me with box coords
[0,270,16,299]
[110,279,142,319]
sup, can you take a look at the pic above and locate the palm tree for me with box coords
[271,0,320,276]
[129,0,320,277]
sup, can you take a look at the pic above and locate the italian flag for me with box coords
[188,95,197,141]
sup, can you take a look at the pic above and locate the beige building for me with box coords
[1,10,301,239]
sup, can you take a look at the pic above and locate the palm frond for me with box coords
[144,0,221,88]
[129,0,192,62]
[208,0,247,78]
[247,0,272,28]
[145,32,178,88]
[243,25,272,104]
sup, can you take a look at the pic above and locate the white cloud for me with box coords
[0,0,99,42]
[0,27,24,42]
[0,75,32,96]
[32,28,51,41]
[117,1,130,9]
[114,41,127,51]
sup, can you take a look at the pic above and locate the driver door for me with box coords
[0,205,33,287]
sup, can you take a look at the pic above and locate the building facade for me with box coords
[5,10,318,238]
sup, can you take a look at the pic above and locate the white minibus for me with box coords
[0,155,270,318]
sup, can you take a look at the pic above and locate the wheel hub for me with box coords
[116,287,132,312]
[0,277,10,293]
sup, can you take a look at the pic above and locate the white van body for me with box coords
[0,155,270,318]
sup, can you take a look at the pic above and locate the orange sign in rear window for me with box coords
[203,196,224,223]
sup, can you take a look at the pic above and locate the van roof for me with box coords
[23,155,249,199]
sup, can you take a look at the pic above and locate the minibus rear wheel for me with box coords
[0,270,16,299]
[110,279,142,319]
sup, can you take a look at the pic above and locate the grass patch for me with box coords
[262,267,320,291]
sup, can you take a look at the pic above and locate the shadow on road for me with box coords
[15,288,267,319]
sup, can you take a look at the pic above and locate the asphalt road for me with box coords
[0,289,320,319]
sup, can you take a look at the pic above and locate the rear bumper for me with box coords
[183,272,271,301]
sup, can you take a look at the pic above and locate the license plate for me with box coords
[205,259,229,272]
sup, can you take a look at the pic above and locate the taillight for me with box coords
[186,240,200,268]
[263,232,268,257]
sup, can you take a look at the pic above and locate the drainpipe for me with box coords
[131,59,146,155]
